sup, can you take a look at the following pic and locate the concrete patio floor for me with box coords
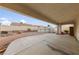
[3,33,79,55]
[0,32,45,54]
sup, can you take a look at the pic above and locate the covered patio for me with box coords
[0,3,79,55]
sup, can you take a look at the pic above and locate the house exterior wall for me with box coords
[74,17,79,40]
[62,24,74,33]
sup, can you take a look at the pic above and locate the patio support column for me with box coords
[57,24,62,34]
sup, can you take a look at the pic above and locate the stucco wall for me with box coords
[0,26,33,31]
[62,24,74,33]
[0,26,51,32]
[74,17,79,40]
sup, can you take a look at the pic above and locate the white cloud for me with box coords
[0,17,6,20]
[1,20,11,26]
[20,20,26,23]
[0,17,11,26]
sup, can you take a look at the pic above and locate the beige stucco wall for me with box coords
[74,17,79,40]
[0,25,51,32]
[62,24,74,33]
[0,26,38,31]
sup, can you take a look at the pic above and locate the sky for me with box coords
[0,7,57,28]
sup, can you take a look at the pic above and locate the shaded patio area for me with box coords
[3,33,79,55]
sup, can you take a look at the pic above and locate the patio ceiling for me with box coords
[0,3,79,24]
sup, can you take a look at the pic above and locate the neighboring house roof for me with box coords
[11,22,28,26]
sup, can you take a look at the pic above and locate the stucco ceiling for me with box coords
[0,3,79,24]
